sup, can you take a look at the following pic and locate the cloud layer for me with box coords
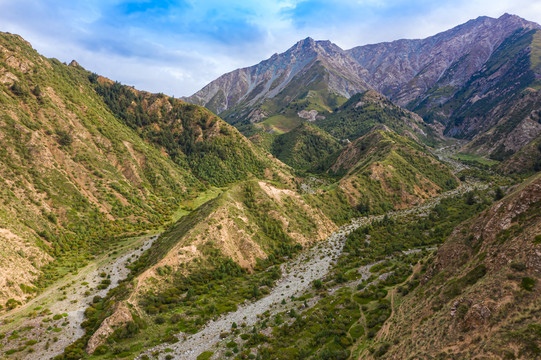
[1,0,540,96]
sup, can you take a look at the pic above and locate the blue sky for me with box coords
[1,0,540,96]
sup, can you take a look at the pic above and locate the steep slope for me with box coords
[498,134,541,174]
[91,78,274,187]
[460,88,541,162]
[348,14,539,107]
[380,174,541,359]
[269,122,342,171]
[186,37,368,125]
[419,28,541,136]
[305,128,458,222]
[0,32,197,306]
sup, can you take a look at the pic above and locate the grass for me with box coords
[452,153,500,166]
[169,187,223,223]
[530,30,541,73]
[260,115,302,134]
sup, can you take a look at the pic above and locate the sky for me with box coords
[1,0,540,97]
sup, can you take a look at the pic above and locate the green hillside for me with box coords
[91,79,271,187]
[0,32,203,303]
[270,122,342,171]
[305,128,458,222]
[0,31,279,308]
[316,90,433,144]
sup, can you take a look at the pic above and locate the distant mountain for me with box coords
[348,14,539,107]
[186,14,541,167]
[185,37,369,125]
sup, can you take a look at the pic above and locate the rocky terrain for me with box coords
[380,173,541,359]
[139,181,485,360]
[0,234,158,359]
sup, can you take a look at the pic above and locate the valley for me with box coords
[137,180,487,360]
[0,10,540,360]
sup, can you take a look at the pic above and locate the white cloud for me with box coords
[0,0,540,96]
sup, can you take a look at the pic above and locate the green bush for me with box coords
[197,351,214,360]
[520,277,536,291]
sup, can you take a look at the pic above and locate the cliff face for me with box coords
[348,14,539,107]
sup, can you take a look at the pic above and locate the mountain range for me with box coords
[0,12,539,360]
[186,13,541,171]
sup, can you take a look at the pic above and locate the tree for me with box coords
[494,187,505,201]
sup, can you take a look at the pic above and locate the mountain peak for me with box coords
[291,37,336,52]
[495,12,541,29]
[298,36,314,44]
[499,12,520,20]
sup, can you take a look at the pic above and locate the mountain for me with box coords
[89,78,274,187]
[300,127,457,226]
[187,14,538,119]
[0,31,280,308]
[186,37,368,125]
[315,90,434,144]
[0,32,190,306]
[348,14,539,107]
[187,14,541,166]
[380,173,541,359]
[319,127,458,214]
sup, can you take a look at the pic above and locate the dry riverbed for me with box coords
[139,182,484,360]
[0,234,158,360]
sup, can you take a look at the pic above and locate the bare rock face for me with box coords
[185,37,370,115]
[186,14,539,117]
[86,302,133,354]
[462,303,492,330]
[348,14,539,106]
[298,109,319,122]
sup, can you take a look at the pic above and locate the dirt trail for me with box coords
[139,182,485,360]
[0,235,158,360]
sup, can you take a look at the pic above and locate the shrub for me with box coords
[197,351,214,360]
[520,277,536,291]
[94,345,108,355]
[374,343,390,358]
[510,262,526,272]
[56,130,73,147]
